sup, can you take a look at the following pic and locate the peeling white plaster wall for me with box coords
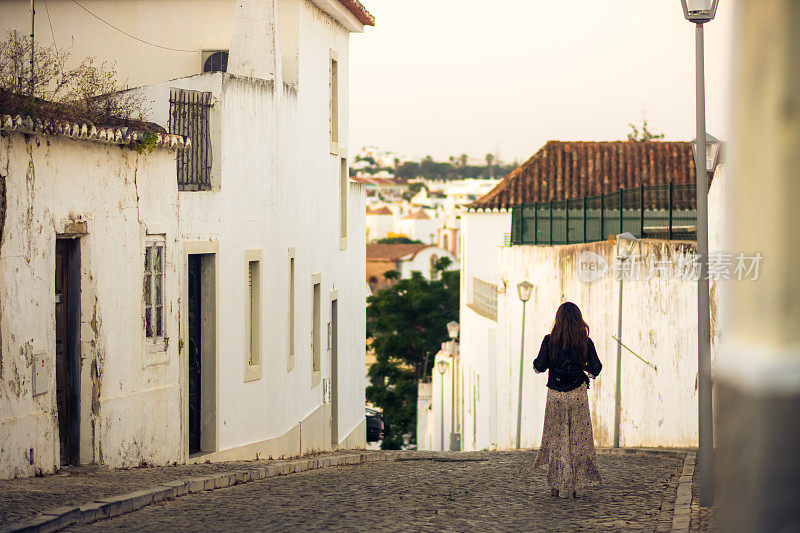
[0,134,180,478]
[492,240,699,449]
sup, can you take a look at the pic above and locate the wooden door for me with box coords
[55,239,76,465]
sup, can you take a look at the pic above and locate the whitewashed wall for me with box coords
[0,134,180,478]
[2,0,364,89]
[492,240,699,450]
[139,0,366,458]
[365,213,395,241]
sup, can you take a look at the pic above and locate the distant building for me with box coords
[443,140,699,452]
[397,209,438,245]
[366,244,457,293]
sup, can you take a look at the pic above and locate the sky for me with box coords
[348,0,734,164]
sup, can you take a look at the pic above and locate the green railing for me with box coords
[510,183,697,245]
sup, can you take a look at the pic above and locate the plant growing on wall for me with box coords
[366,258,459,449]
[0,31,146,123]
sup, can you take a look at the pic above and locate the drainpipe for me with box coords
[716,1,800,531]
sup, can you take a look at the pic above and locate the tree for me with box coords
[375,236,423,244]
[486,153,495,179]
[0,31,146,122]
[627,119,665,141]
[366,258,459,449]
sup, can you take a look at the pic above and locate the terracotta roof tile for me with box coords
[366,243,428,261]
[338,0,375,26]
[469,141,696,210]
[402,209,432,220]
[368,206,393,215]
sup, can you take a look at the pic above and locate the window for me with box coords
[330,51,339,152]
[471,277,498,321]
[144,239,166,341]
[169,88,213,191]
[312,280,321,374]
[202,51,228,73]
[340,158,348,250]
[244,251,262,381]
[288,248,296,371]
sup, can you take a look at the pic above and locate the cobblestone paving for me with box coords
[67,451,684,532]
[0,458,284,524]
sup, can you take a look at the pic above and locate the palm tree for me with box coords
[485,153,495,179]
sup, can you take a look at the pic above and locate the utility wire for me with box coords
[43,0,58,58]
[70,0,196,53]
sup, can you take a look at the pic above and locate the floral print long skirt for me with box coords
[533,383,602,497]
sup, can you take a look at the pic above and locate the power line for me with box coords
[43,0,58,57]
[70,0,197,53]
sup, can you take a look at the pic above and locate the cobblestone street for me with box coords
[43,450,694,532]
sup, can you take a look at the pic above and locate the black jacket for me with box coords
[533,334,603,392]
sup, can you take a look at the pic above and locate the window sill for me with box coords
[311,369,321,388]
[330,141,339,156]
[143,339,169,367]
[340,237,347,251]
[466,303,498,322]
[244,363,262,382]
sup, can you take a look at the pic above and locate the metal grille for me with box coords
[511,183,698,245]
[472,277,498,320]
[169,88,213,191]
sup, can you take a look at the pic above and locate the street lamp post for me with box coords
[437,359,449,452]
[447,321,460,451]
[680,0,720,507]
[614,232,638,449]
[515,281,534,449]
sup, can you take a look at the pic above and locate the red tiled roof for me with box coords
[366,244,428,261]
[469,141,696,210]
[402,209,432,221]
[338,0,375,26]
[368,206,393,215]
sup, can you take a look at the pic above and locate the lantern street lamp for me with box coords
[613,232,638,448]
[692,133,722,177]
[515,281,534,449]
[680,0,719,507]
[446,321,460,451]
[437,358,449,451]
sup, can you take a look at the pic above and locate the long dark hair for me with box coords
[550,302,590,367]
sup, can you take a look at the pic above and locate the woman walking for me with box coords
[533,302,603,498]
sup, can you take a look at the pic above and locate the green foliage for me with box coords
[390,158,516,182]
[375,236,424,244]
[627,119,665,141]
[134,131,157,154]
[366,259,459,449]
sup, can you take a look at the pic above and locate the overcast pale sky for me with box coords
[349,0,733,163]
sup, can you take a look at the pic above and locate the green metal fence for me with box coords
[510,183,697,245]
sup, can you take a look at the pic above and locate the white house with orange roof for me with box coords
[398,209,438,245]
[1,0,373,477]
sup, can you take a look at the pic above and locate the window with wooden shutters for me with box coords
[169,88,212,191]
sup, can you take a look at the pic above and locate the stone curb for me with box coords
[670,451,696,533]
[0,451,410,533]
[598,447,688,458]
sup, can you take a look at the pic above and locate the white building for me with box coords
[0,115,189,478]
[397,209,438,245]
[0,0,373,477]
[366,243,457,294]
